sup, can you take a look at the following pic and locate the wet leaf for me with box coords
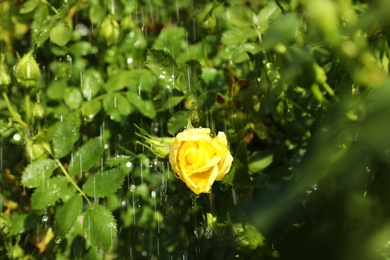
[31,6,57,47]
[82,68,103,99]
[178,60,202,94]
[83,168,126,198]
[31,177,69,210]
[126,92,156,119]
[83,204,117,250]
[52,121,79,159]
[152,26,186,56]
[50,23,72,46]
[146,49,178,88]
[68,137,104,176]
[55,194,82,237]
[81,99,102,120]
[21,159,58,188]
[167,111,188,135]
[103,93,133,122]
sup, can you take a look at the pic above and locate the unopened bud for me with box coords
[98,15,120,46]
[14,51,41,88]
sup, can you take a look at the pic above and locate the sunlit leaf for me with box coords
[21,159,58,188]
[263,13,299,49]
[83,204,117,250]
[222,27,258,46]
[50,23,72,46]
[19,0,39,14]
[226,4,254,27]
[31,177,69,210]
[52,121,79,159]
[11,214,40,235]
[248,151,273,174]
[83,168,126,198]
[82,99,102,120]
[68,137,104,176]
[64,87,83,110]
[55,194,82,237]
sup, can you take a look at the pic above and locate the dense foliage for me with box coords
[1,0,390,259]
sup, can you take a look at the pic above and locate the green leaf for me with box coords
[64,87,83,110]
[83,204,117,250]
[126,92,156,119]
[248,151,274,174]
[263,13,299,49]
[50,23,72,46]
[82,68,103,99]
[226,4,254,27]
[103,93,133,122]
[167,111,187,135]
[19,0,39,14]
[68,137,104,176]
[47,79,67,100]
[152,26,186,56]
[222,27,258,45]
[178,60,202,93]
[52,121,79,159]
[83,168,126,198]
[55,194,82,237]
[146,49,178,88]
[11,214,40,235]
[104,70,133,92]
[31,6,58,47]
[21,159,58,188]
[257,2,281,33]
[31,177,69,210]
[81,99,102,120]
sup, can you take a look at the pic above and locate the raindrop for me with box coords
[55,236,62,244]
[66,55,72,78]
[204,227,213,239]
[126,161,132,168]
[42,215,49,222]
[13,133,21,142]
[127,57,133,64]
[194,226,204,239]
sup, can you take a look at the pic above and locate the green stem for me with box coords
[2,92,28,129]
[40,0,59,14]
[24,94,31,125]
[56,158,91,205]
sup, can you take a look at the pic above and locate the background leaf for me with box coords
[68,137,104,176]
[83,168,126,198]
[55,194,82,237]
[50,23,72,46]
[146,49,178,88]
[83,204,117,250]
[52,121,79,159]
[21,159,58,188]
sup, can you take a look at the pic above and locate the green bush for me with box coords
[1,0,390,259]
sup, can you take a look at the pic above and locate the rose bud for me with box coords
[98,15,120,46]
[14,51,41,88]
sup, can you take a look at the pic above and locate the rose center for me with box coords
[185,147,199,165]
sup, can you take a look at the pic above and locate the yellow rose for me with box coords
[169,127,233,194]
